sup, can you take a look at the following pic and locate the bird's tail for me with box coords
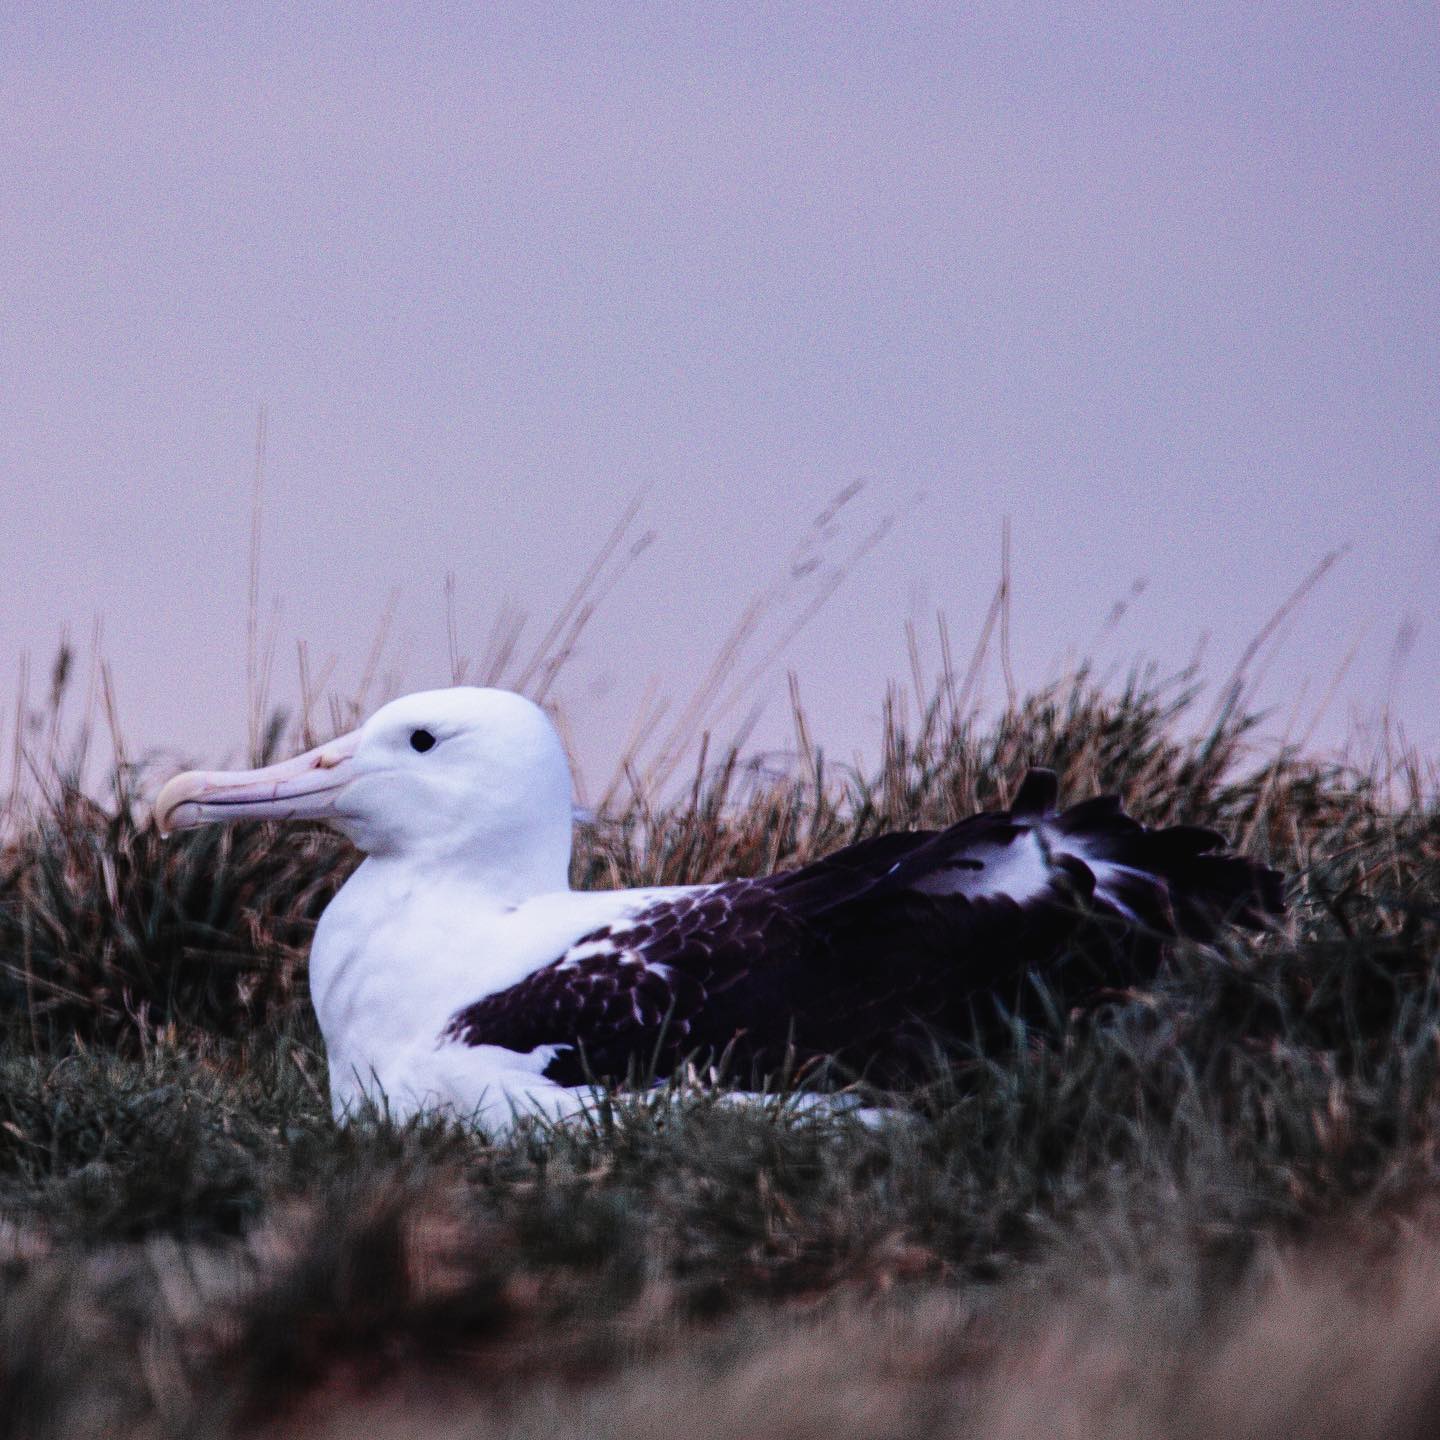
[879,767,1284,940]
[1013,769,1286,941]
[880,768,1286,1045]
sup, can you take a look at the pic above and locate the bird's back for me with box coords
[443,770,1284,1088]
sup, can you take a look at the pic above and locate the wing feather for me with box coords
[443,770,1285,1084]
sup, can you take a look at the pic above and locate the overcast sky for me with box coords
[3,3,1436,792]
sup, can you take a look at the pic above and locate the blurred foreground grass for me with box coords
[0,647,1437,1438]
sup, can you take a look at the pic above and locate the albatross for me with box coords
[154,687,1283,1130]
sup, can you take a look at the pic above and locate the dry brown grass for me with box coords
[12,1183,1440,1439]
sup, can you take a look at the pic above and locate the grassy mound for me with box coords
[0,658,1435,1437]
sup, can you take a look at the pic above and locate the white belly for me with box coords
[306,859,682,1127]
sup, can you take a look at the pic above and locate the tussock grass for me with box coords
[0,633,1436,1436]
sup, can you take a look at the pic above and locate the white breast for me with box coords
[306,857,686,1121]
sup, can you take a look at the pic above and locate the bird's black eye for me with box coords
[409,729,436,753]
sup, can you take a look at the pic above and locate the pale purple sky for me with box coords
[3,4,1437,791]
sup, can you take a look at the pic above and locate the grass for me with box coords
[0,630,1436,1437]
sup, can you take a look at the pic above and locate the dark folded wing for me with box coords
[442,881,832,1084]
[443,770,1285,1084]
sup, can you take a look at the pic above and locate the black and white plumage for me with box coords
[154,688,1283,1129]
[443,768,1280,1087]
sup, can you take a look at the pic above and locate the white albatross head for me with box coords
[154,688,575,895]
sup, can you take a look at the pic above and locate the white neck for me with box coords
[365,832,571,904]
